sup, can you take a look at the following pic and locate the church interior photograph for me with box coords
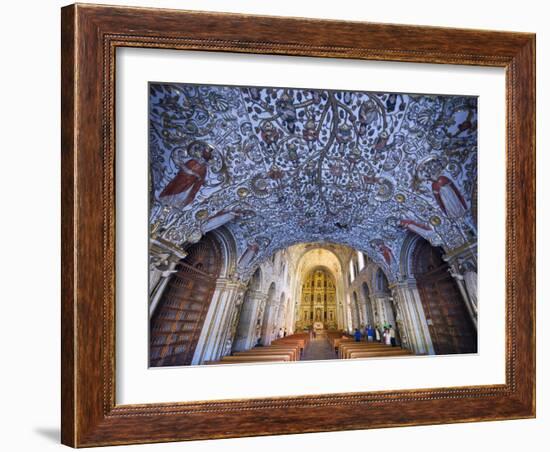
[147,82,478,367]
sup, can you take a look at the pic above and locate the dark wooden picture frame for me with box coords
[61,3,535,447]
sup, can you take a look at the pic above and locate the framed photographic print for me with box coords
[61,3,536,447]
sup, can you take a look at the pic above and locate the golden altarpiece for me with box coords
[296,268,337,331]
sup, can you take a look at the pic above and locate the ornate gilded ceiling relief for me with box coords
[149,83,477,280]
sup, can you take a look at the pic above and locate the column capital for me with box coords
[149,236,187,261]
[371,291,391,299]
[389,277,418,290]
[248,289,268,300]
[443,241,477,266]
[215,277,246,291]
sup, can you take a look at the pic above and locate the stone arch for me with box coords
[210,226,238,278]
[293,247,345,331]
[410,237,476,354]
[232,268,263,351]
[399,232,423,278]
[149,233,222,367]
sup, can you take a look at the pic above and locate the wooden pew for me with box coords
[205,355,289,365]
[271,338,307,353]
[341,346,407,359]
[326,331,344,343]
[338,341,412,359]
[339,342,394,358]
[206,340,301,365]
[332,337,353,354]
[347,349,412,359]
[205,333,314,365]
[220,354,292,362]
[233,347,298,361]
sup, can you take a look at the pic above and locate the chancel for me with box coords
[148,83,478,367]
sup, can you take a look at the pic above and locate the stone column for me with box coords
[260,303,274,346]
[284,299,295,334]
[371,293,396,328]
[360,300,370,328]
[217,289,246,359]
[389,279,435,355]
[346,301,354,333]
[444,243,478,330]
[148,238,187,316]
[232,290,267,352]
[336,303,344,331]
[254,297,267,345]
[369,295,382,326]
[191,277,246,365]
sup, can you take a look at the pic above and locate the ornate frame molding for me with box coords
[61,4,535,447]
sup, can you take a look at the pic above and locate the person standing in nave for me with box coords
[367,324,374,342]
[278,328,284,338]
[389,325,396,347]
[375,324,381,342]
[354,328,362,342]
[283,328,287,337]
[383,327,392,346]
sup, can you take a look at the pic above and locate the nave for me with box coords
[149,238,478,367]
[206,331,412,365]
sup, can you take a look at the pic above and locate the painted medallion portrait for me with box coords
[148,83,478,367]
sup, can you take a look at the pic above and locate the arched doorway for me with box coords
[412,238,476,354]
[150,233,222,366]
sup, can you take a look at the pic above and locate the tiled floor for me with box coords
[302,336,337,361]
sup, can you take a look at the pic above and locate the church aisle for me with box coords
[302,336,337,361]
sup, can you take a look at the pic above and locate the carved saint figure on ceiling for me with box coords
[431,175,468,219]
[159,141,213,208]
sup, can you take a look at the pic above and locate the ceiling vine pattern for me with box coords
[149,83,477,280]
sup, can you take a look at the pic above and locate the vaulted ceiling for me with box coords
[149,82,477,279]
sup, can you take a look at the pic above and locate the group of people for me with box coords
[278,327,288,338]
[354,323,397,346]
